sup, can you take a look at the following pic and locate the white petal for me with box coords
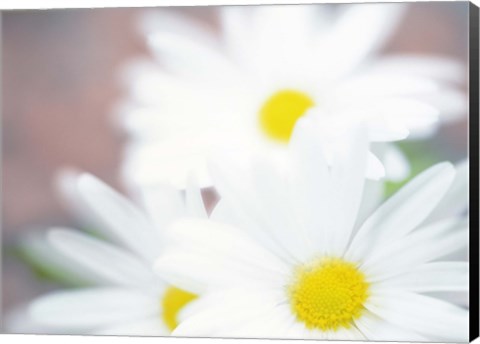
[185,176,208,219]
[120,60,230,115]
[29,288,159,329]
[426,160,468,223]
[379,262,468,292]
[364,116,410,142]
[366,152,386,180]
[251,5,318,51]
[219,6,255,68]
[418,87,467,124]
[364,98,439,140]
[221,304,300,339]
[137,183,186,231]
[209,153,297,263]
[324,326,365,341]
[287,117,336,257]
[361,218,467,280]
[209,199,238,224]
[317,3,406,78]
[56,169,110,237]
[424,291,469,309]
[94,316,168,336]
[250,153,314,263]
[18,230,102,286]
[76,174,162,262]
[155,219,289,294]
[382,144,411,181]
[247,5,319,78]
[354,179,384,229]
[4,304,67,334]
[371,55,465,84]
[123,136,213,190]
[148,32,237,82]
[326,127,369,255]
[48,229,158,289]
[354,311,428,341]
[178,289,280,322]
[347,162,455,262]
[288,120,371,256]
[210,198,287,260]
[120,60,175,106]
[366,291,468,342]
[173,289,284,337]
[139,10,217,49]
[324,97,439,142]
[335,74,440,98]
[308,105,411,144]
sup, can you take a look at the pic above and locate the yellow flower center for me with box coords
[259,89,315,142]
[288,257,369,331]
[161,286,197,331]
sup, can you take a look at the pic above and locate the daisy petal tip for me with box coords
[27,295,53,324]
[46,226,75,242]
[55,167,81,187]
[146,32,166,50]
[436,161,456,178]
[27,300,41,321]
[288,116,324,152]
[366,153,387,181]
[398,128,410,141]
[367,168,385,181]
[75,173,102,197]
[46,228,65,241]
[75,173,114,203]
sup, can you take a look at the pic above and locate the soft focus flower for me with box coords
[27,174,207,336]
[357,158,469,228]
[154,119,469,341]
[119,3,465,189]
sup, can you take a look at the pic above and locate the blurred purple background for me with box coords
[1,2,469,320]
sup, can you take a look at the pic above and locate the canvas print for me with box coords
[2,2,478,342]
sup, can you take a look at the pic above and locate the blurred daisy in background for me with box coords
[118,3,466,189]
[154,120,469,341]
[21,173,207,336]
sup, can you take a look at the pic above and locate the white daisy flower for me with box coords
[154,119,469,341]
[119,3,466,189]
[27,173,207,336]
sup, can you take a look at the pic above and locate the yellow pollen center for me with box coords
[161,286,197,331]
[288,257,369,331]
[259,89,315,142]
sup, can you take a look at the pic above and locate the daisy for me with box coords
[119,3,466,189]
[26,173,207,336]
[154,118,469,341]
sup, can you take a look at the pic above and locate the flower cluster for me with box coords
[17,4,469,342]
